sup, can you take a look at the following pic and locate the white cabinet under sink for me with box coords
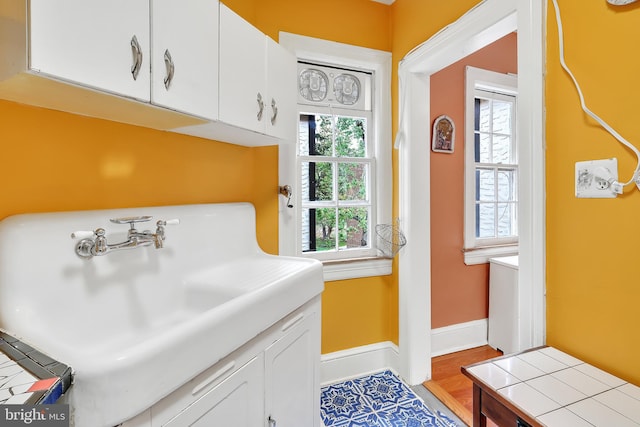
[265,309,320,426]
[164,356,264,427]
[218,3,296,141]
[122,297,321,427]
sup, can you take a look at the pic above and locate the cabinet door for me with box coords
[29,0,150,101]
[219,4,267,134]
[265,37,297,141]
[151,0,218,120]
[265,311,321,427]
[164,355,264,427]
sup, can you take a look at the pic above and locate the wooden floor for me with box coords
[424,345,502,427]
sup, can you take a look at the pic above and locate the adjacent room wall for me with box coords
[430,33,517,329]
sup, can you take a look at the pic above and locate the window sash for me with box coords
[297,111,377,260]
[464,67,518,257]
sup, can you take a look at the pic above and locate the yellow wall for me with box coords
[546,0,640,384]
[224,0,397,353]
[0,100,279,253]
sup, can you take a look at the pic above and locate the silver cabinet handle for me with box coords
[268,416,276,427]
[270,98,278,125]
[130,35,143,81]
[163,49,175,90]
[257,92,265,121]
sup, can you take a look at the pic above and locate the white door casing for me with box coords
[396,0,546,384]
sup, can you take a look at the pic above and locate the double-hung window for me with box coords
[298,67,374,260]
[464,66,518,264]
[279,34,392,280]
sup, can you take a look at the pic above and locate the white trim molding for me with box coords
[278,32,393,281]
[396,0,545,386]
[322,258,392,282]
[320,342,399,385]
[431,319,489,357]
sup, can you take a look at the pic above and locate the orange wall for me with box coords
[430,33,517,329]
[546,0,640,384]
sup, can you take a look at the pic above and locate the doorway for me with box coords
[396,0,546,385]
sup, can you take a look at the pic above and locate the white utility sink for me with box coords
[0,203,323,427]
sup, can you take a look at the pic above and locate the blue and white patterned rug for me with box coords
[320,370,460,427]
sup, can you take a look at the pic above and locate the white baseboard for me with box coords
[431,318,488,357]
[320,341,399,385]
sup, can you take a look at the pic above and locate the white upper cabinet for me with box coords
[218,4,296,141]
[265,37,297,141]
[29,0,150,101]
[219,4,267,134]
[0,0,292,145]
[151,0,219,120]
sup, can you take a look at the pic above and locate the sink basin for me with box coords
[0,203,323,427]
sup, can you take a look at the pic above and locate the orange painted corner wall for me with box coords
[0,100,279,255]
[546,0,640,385]
[430,33,517,329]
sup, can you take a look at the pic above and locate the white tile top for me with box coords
[574,363,628,388]
[568,398,638,427]
[538,408,594,427]
[593,389,640,424]
[498,382,561,416]
[527,374,587,407]
[517,350,569,374]
[467,361,520,389]
[494,356,546,381]
[538,347,584,367]
[619,383,640,400]
[551,367,612,397]
[463,347,640,427]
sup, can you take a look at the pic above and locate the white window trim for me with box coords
[279,32,393,281]
[464,66,518,265]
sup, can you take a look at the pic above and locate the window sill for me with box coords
[463,245,518,265]
[322,257,393,282]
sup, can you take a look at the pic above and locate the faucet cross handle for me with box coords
[154,218,180,248]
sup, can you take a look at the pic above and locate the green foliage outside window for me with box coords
[310,115,369,251]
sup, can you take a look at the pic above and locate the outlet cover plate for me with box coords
[575,158,618,198]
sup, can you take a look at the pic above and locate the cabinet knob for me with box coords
[268,416,277,427]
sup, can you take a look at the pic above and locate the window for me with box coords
[464,66,518,264]
[298,66,374,260]
[279,33,392,280]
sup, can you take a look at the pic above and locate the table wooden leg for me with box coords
[473,383,487,427]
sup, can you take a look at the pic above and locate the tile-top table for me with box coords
[461,346,640,427]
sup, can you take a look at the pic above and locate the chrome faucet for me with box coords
[71,216,179,259]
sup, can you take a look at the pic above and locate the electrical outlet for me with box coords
[575,158,618,198]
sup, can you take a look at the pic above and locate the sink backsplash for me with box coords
[0,202,263,351]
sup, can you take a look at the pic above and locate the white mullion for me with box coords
[331,116,339,252]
